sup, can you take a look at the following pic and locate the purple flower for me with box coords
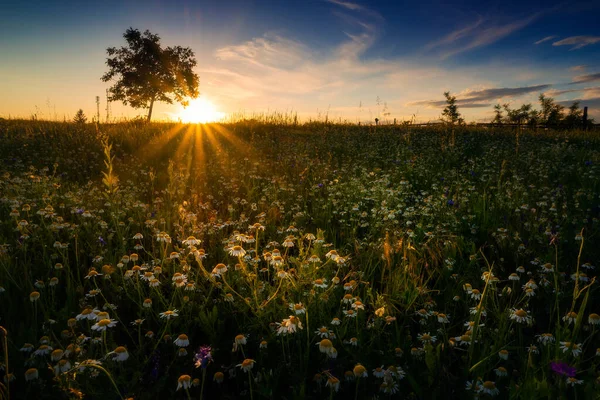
[194,346,213,369]
[550,361,576,377]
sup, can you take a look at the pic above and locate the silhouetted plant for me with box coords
[101,28,199,122]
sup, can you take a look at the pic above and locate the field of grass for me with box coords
[0,119,599,399]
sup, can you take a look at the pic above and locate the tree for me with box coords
[73,109,87,124]
[492,104,503,126]
[101,28,199,122]
[442,92,463,125]
[503,103,535,126]
[564,101,583,129]
[538,94,564,128]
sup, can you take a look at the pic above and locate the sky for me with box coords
[1,0,600,123]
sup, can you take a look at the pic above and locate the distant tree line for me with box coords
[441,92,594,130]
[491,94,593,129]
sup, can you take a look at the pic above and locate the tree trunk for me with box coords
[147,97,155,123]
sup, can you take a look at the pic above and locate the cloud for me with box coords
[546,86,600,97]
[215,34,313,70]
[406,99,491,108]
[326,0,363,11]
[327,0,384,21]
[423,16,484,52]
[558,97,600,109]
[570,65,587,72]
[202,2,572,123]
[408,85,551,109]
[425,12,542,59]
[570,73,600,84]
[553,36,600,50]
[534,35,557,45]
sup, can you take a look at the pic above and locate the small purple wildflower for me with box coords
[550,361,576,377]
[194,346,213,369]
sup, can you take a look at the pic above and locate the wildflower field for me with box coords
[0,119,599,399]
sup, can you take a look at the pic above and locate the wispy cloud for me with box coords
[425,12,543,59]
[558,97,600,109]
[534,35,557,45]
[424,16,484,52]
[546,86,600,98]
[570,73,600,84]
[570,65,587,72]
[326,0,363,11]
[553,36,600,50]
[202,3,574,122]
[327,0,384,22]
[407,99,492,108]
[408,85,551,108]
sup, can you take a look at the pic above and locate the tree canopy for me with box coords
[101,28,199,122]
[442,92,463,126]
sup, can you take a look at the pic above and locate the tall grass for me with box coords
[0,118,598,399]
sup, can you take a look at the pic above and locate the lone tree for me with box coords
[101,28,199,122]
[73,109,87,124]
[442,91,463,125]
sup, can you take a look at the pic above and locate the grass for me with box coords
[0,118,599,399]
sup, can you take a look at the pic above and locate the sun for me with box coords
[178,97,225,123]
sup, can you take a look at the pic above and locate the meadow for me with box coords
[0,119,599,399]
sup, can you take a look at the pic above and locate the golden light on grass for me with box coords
[178,97,225,123]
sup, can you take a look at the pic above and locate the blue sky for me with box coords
[1,0,599,122]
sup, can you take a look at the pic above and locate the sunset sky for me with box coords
[1,0,599,123]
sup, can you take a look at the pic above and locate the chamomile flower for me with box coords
[177,375,192,390]
[481,381,499,396]
[536,333,555,345]
[91,319,117,331]
[33,345,52,357]
[111,346,129,362]
[560,342,583,357]
[315,326,331,338]
[418,332,437,344]
[53,359,71,375]
[213,371,225,383]
[229,245,246,257]
[353,364,368,378]
[566,377,583,386]
[563,312,578,325]
[317,339,334,355]
[437,313,450,323]
[326,376,340,392]
[313,278,327,289]
[237,359,255,372]
[289,303,306,315]
[174,334,190,347]
[589,313,600,326]
[509,308,532,325]
[24,368,39,381]
[159,309,179,320]
[276,316,303,335]
[372,366,385,378]
[234,334,247,345]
